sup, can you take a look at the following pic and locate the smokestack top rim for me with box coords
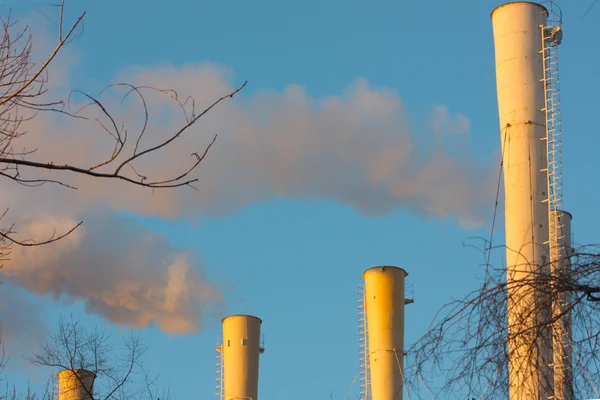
[221,314,263,324]
[56,369,97,379]
[362,265,408,278]
[556,209,573,220]
[491,1,549,19]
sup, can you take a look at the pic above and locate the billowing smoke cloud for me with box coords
[15,63,496,225]
[2,41,496,334]
[5,210,221,335]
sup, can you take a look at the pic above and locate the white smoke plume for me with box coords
[2,38,497,334]
[4,210,221,335]
[14,63,496,224]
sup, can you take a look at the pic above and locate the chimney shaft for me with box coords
[363,266,408,400]
[222,315,263,400]
[553,210,574,400]
[57,369,96,400]
[491,2,553,398]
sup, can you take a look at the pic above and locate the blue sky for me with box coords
[2,0,600,399]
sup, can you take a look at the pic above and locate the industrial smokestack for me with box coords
[56,369,96,400]
[553,210,574,400]
[363,266,408,400]
[219,315,264,400]
[491,2,553,398]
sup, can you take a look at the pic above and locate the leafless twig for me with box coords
[0,2,246,249]
[407,243,600,399]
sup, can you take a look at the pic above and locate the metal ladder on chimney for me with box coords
[52,379,59,400]
[215,335,224,400]
[540,3,572,400]
[358,285,370,400]
[541,4,565,264]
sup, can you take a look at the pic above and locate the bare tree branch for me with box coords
[0,2,246,249]
[407,243,600,399]
[26,316,165,400]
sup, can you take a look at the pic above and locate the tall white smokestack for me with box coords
[491,2,553,398]
[363,266,408,400]
[220,315,264,400]
[57,369,96,400]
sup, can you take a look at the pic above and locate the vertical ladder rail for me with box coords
[216,335,224,400]
[358,284,370,400]
[52,376,59,400]
[540,3,573,399]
